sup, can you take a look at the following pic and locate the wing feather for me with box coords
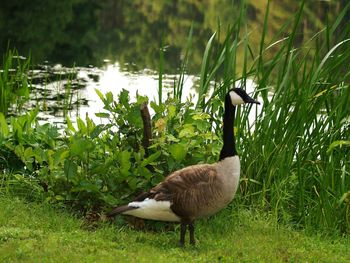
[150,164,223,219]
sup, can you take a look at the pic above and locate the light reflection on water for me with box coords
[30,62,198,127]
[78,62,198,124]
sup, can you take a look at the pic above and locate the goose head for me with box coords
[228,88,260,106]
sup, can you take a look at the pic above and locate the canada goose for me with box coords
[107,88,259,246]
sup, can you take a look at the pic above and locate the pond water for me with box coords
[24,61,264,130]
[26,62,198,127]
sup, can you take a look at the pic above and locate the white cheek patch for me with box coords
[229,91,244,105]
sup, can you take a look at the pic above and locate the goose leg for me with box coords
[180,223,187,246]
[189,222,195,245]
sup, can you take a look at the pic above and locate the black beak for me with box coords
[245,96,260,104]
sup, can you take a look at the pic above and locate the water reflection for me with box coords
[79,63,198,125]
[26,63,198,127]
[25,64,101,125]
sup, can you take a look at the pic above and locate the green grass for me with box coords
[1,195,349,263]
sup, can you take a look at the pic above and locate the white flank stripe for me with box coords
[123,198,181,222]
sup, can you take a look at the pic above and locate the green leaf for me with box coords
[95,89,105,102]
[33,148,44,164]
[169,144,187,161]
[106,92,114,104]
[85,115,95,133]
[150,101,165,114]
[65,117,76,133]
[168,105,177,119]
[14,145,24,158]
[192,112,210,120]
[119,150,131,177]
[166,134,180,143]
[47,150,55,170]
[95,112,110,118]
[64,159,78,180]
[193,119,208,132]
[101,194,119,205]
[76,117,86,133]
[70,137,95,157]
[127,177,138,190]
[13,121,23,142]
[127,106,143,129]
[191,112,210,131]
[53,149,69,165]
[119,89,129,107]
[140,166,153,180]
[24,147,33,160]
[141,151,161,167]
[90,124,105,139]
[179,124,195,138]
[55,195,65,201]
[136,94,148,105]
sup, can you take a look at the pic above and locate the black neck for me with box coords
[219,95,237,160]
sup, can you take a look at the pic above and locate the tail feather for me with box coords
[106,191,151,218]
[106,205,138,217]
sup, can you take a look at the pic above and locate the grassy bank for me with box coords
[0,195,349,262]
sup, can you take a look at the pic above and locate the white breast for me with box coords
[216,156,240,201]
[123,198,181,222]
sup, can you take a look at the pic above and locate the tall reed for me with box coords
[0,49,31,116]
[172,0,350,234]
[237,1,349,234]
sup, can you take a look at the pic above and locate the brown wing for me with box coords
[149,164,223,220]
